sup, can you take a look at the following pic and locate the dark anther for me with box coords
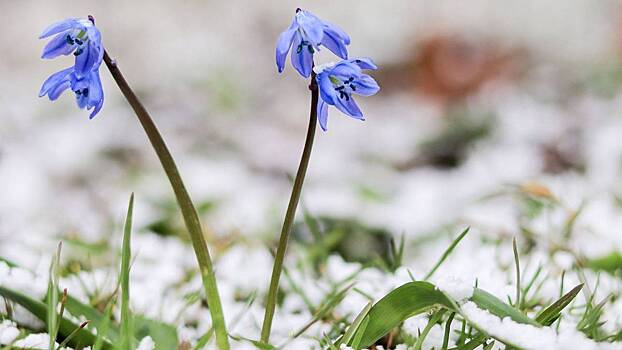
[65,35,75,45]
[75,90,82,95]
[351,85,356,91]
[82,88,89,96]
[75,39,83,45]
[296,44,303,54]
[307,46,314,54]
[296,8,301,13]
[335,86,345,91]
[73,48,84,56]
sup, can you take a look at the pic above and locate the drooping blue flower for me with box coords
[40,18,104,77]
[39,66,104,119]
[314,58,379,131]
[276,8,350,78]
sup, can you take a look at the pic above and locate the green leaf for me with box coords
[535,283,583,326]
[120,193,134,350]
[334,302,372,347]
[134,316,179,350]
[470,288,540,327]
[228,335,277,350]
[0,285,113,349]
[64,295,120,342]
[587,252,622,274]
[425,227,470,280]
[354,281,458,347]
[47,243,62,349]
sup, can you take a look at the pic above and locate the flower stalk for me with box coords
[102,51,230,350]
[261,71,319,343]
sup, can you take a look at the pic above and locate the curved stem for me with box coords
[261,72,318,343]
[102,51,230,350]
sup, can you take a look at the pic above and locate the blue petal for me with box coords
[75,42,100,77]
[334,96,364,120]
[39,67,74,98]
[329,61,361,80]
[317,99,329,131]
[41,33,75,59]
[39,19,78,39]
[76,93,88,109]
[323,22,350,45]
[296,10,324,45]
[317,72,337,105]
[86,26,104,67]
[321,29,348,59]
[276,27,296,73]
[351,57,378,70]
[290,32,313,78]
[88,71,104,118]
[353,74,380,96]
[48,81,71,101]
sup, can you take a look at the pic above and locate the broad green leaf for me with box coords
[587,252,622,274]
[0,285,113,349]
[64,295,120,341]
[134,316,179,350]
[471,288,540,327]
[355,281,458,347]
[535,283,583,326]
[334,302,372,347]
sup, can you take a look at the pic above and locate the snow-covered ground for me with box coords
[1,1,622,349]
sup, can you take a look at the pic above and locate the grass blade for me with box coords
[535,283,583,326]
[425,228,470,280]
[120,193,134,350]
[47,242,62,350]
[470,288,540,326]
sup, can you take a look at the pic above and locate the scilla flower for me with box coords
[314,58,379,131]
[40,18,103,77]
[39,66,104,118]
[276,8,350,78]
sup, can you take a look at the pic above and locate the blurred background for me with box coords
[3,0,622,335]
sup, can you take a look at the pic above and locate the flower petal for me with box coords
[323,22,350,45]
[296,10,324,45]
[87,70,104,118]
[74,42,100,77]
[290,32,313,78]
[48,81,71,100]
[39,67,74,97]
[317,99,329,131]
[321,29,348,59]
[39,19,78,39]
[276,27,296,73]
[41,33,75,59]
[334,96,364,120]
[353,74,380,96]
[351,57,378,70]
[316,72,337,105]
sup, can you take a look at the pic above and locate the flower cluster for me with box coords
[276,8,379,131]
[39,18,105,118]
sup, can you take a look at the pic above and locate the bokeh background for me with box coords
[3,0,622,346]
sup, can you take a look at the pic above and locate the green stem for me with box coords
[260,72,318,343]
[103,51,230,350]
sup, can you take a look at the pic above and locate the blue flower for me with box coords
[39,66,104,119]
[276,8,350,78]
[40,18,104,77]
[314,58,380,131]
